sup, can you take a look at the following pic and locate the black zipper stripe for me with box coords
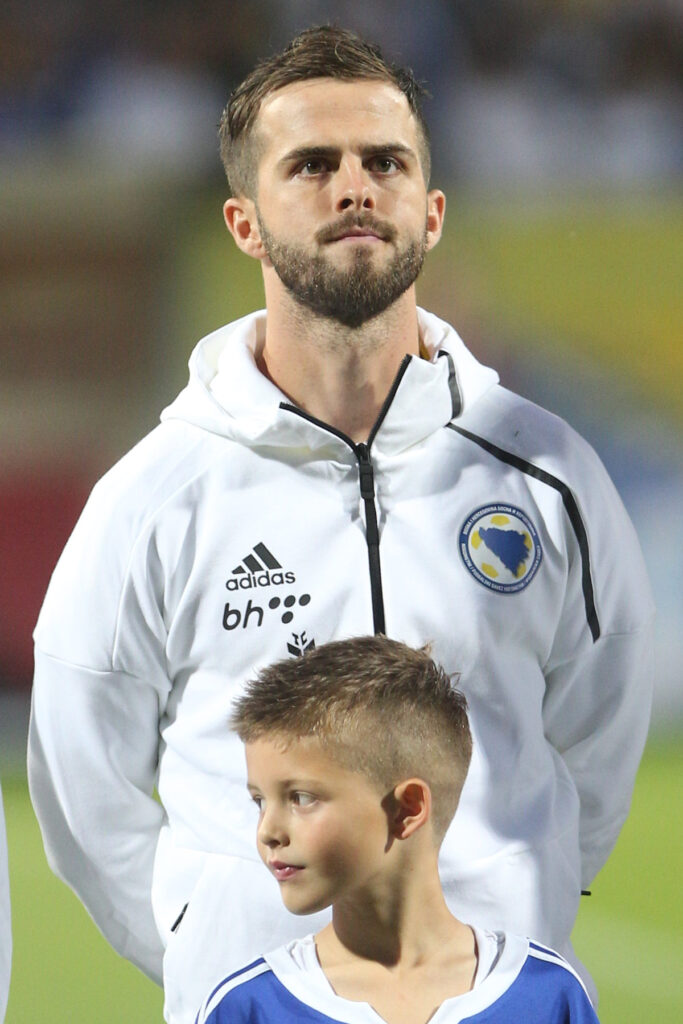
[279,352,435,637]
[279,403,388,636]
[437,350,462,418]
[279,402,353,446]
[367,354,412,447]
[447,423,600,642]
[356,443,386,634]
[357,350,409,629]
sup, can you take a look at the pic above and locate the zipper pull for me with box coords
[356,442,375,499]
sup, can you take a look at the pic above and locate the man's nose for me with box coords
[335,157,375,213]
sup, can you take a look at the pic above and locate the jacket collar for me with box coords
[162,309,498,456]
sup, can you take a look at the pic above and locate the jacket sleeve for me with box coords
[543,625,654,888]
[29,653,166,982]
[541,444,655,889]
[28,468,172,984]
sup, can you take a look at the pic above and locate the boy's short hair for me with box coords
[219,25,432,198]
[231,635,471,842]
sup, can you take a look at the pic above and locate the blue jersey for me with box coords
[196,931,599,1023]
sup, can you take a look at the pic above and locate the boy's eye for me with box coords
[292,792,317,807]
[251,795,263,810]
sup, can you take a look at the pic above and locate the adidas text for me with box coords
[226,570,295,591]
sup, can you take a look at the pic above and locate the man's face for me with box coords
[245,78,443,328]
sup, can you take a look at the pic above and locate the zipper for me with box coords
[279,354,412,636]
[355,442,385,634]
[279,401,387,635]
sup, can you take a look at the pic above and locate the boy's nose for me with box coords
[257,809,289,848]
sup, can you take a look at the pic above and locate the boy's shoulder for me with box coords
[195,940,323,1024]
[194,956,276,1023]
[196,933,599,1024]
[493,936,600,1022]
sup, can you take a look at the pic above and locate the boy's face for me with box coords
[246,735,392,915]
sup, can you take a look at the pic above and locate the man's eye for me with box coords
[370,156,399,174]
[299,160,327,176]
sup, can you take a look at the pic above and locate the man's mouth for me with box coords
[317,217,395,245]
[331,227,382,242]
[269,860,303,882]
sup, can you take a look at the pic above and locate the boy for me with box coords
[195,636,599,1024]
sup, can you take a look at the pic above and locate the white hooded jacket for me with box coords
[29,309,654,1021]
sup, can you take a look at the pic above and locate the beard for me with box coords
[256,210,428,329]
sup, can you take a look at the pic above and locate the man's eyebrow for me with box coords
[278,145,341,166]
[361,142,415,159]
[278,142,416,166]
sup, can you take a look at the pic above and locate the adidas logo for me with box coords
[226,542,296,591]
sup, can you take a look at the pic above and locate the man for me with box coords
[29,26,654,1024]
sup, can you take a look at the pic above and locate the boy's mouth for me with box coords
[269,860,303,882]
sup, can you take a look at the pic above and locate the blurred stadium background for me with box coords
[1,1,681,1021]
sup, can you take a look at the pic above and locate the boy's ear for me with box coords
[390,779,431,840]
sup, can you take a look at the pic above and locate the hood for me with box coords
[161,308,499,456]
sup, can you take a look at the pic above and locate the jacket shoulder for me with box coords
[89,420,225,519]
[34,420,231,668]
[458,385,602,474]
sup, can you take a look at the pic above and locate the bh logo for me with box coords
[222,593,311,630]
[459,503,542,594]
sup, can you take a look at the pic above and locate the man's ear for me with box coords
[390,779,431,840]
[223,197,267,261]
[425,189,446,252]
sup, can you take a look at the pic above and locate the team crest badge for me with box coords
[459,504,542,593]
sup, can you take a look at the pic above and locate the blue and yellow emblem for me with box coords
[459,504,542,593]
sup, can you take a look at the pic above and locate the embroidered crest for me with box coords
[459,504,542,593]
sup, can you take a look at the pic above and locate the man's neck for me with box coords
[258,288,421,442]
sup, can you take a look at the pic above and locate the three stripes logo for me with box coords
[226,542,296,591]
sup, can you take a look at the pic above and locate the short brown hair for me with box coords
[231,635,471,842]
[219,25,432,197]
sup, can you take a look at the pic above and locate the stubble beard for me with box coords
[256,210,428,330]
